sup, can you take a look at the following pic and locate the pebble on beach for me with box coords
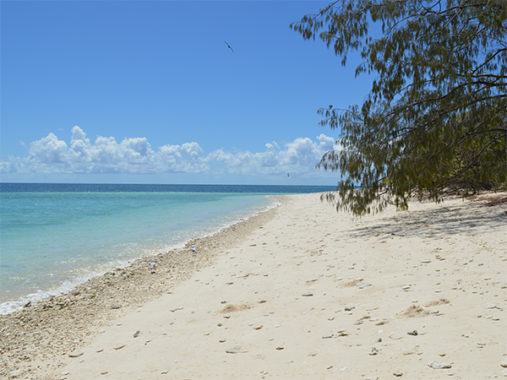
[428,361,452,369]
[225,346,246,354]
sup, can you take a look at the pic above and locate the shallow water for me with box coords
[0,183,334,313]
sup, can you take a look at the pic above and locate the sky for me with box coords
[0,0,373,185]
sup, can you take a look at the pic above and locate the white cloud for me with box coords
[0,126,339,178]
[0,161,14,173]
[29,132,69,164]
[208,134,340,176]
[157,142,207,173]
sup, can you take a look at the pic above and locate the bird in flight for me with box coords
[224,40,234,53]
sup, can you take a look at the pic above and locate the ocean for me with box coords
[0,183,334,314]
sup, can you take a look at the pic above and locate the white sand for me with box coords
[11,193,507,379]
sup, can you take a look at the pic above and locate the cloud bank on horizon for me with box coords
[0,126,339,180]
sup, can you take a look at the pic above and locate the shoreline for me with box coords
[0,195,280,316]
[2,192,506,379]
[0,195,283,379]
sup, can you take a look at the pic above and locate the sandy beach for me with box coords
[1,192,506,379]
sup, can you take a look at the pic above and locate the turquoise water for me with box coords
[0,183,334,314]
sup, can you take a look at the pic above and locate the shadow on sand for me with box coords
[347,202,506,240]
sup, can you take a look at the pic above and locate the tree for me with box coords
[291,0,506,215]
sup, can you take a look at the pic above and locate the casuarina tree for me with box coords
[291,0,506,215]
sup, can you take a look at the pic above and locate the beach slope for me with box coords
[10,193,507,378]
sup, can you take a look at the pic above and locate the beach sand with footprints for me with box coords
[2,192,506,379]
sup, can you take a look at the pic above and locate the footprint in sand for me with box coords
[221,304,251,313]
[401,305,430,318]
[424,298,450,307]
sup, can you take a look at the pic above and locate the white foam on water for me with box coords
[0,196,280,315]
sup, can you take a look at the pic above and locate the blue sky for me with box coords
[1,0,372,185]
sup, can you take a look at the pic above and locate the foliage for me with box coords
[291,0,506,215]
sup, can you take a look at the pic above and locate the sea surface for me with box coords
[0,183,334,314]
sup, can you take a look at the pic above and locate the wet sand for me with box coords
[1,193,506,379]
